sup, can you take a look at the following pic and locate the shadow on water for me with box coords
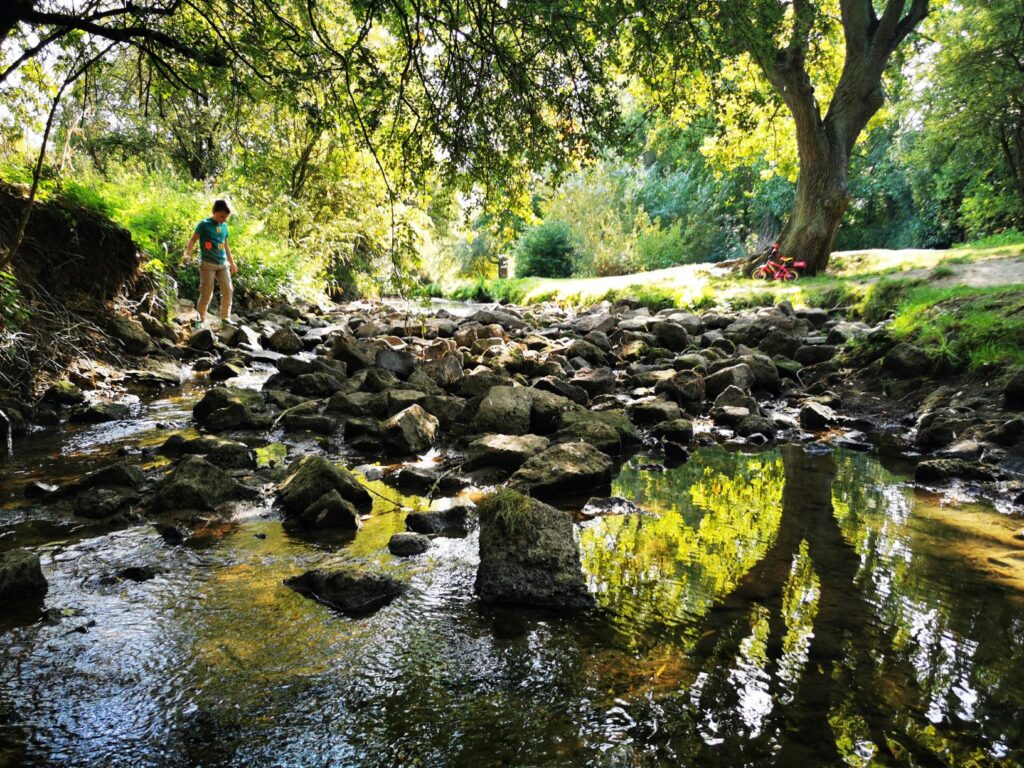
[1,436,1023,766]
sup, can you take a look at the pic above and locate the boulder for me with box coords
[793,344,837,366]
[915,459,997,484]
[159,434,256,469]
[528,389,578,434]
[41,381,85,406]
[330,337,377,373]
[627,398,683,426]
[290,489,360,529]
[0,549,48,604]
[1004,369,1024,408]
[475,490,594,608]
[284,568,406,615]
[209,359,246,382]
[68,402,131,423]
[188,328,216,352]
[651,321,690,352]
[884,343,933,378]
[465,434,551,470]
[381,404,439,455]
[532,376,589,406]
[799,401,837,430]
[473,386,533,435]
[509,442,613,500]
[276,456,372,515]
[704,363,756,399]
[109,315,154,354]
[654,369,705,405]
[571,367,616,398]
[375,348,417,379]
[268,327,304,354]
[553,410,637,455]
[73,486,140,518]
[193,387,270,431]
[156,455,251,511]
[291,372,345,397]
[651,418,694,445]
[388,532,431,556]
[406,504,471,535]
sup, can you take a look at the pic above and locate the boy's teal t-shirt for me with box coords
[195,217,229,264]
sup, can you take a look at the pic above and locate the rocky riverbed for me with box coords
[2,295,1024,766]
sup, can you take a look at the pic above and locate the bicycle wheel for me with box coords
[753,267,770,280]
[782,269,799,281]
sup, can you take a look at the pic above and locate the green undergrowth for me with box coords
[477,488,535,534]
[867,280,1024,371]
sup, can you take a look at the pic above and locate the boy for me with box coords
[184,199,237,327]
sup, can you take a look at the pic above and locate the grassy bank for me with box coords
[432,243,1024,373]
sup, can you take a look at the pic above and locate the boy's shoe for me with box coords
[192,318,204,331]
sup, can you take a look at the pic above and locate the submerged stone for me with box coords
[284,567,406,615]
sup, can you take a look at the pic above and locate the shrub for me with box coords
[514,221,577,278]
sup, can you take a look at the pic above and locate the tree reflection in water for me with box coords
[585,444,1024,766]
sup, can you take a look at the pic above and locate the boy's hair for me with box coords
[212,199,232,214]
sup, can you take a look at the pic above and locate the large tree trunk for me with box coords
[780,142,850,275]
[743,0,930,277]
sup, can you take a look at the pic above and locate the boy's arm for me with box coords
[225,241,237,273]
[184,232,199,263]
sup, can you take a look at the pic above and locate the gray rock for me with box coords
[209,359,246,381]
[794,344,837,366]
[406,503,472,535]
[73,486,140,518]
[109,315,154,354]
[388,532,430,556]
[41,381,85,406]
[475,490,594,608]
[651,418,694,444]
[884,343,933,378]
[193,387,270,431]
[189,328,216,352]
[1005,369,1024,408]
[0,549,47,604]
[571,367,616,398]
[465,433,551,470]
[509,442,613,500]
[291,372,345,397]
[533,376,588,405]
[277,455,372,515]
[291,489,360,529]
[915,459,997,484]
[651,321,689,352]
[627,398,683,426]
[704,363,756,399]
[381,404,439,455]
[268,327,304,354]
[654,369,705,405]
[68,402,131,423]
[330,337,377,373]
[284,568,406,615]
[473,386,533,435]
[799,401,837,430]
[159,434,256,469]
[376,348,417,379]
[156,455,251,511]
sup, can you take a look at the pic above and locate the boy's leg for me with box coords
[197,262,215,322]
[216,265,233,320]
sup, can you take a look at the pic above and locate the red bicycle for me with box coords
[753,242,806,281]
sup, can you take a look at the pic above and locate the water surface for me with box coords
[2,414,1023,766]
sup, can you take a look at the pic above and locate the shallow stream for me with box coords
[2,372,1024,767]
